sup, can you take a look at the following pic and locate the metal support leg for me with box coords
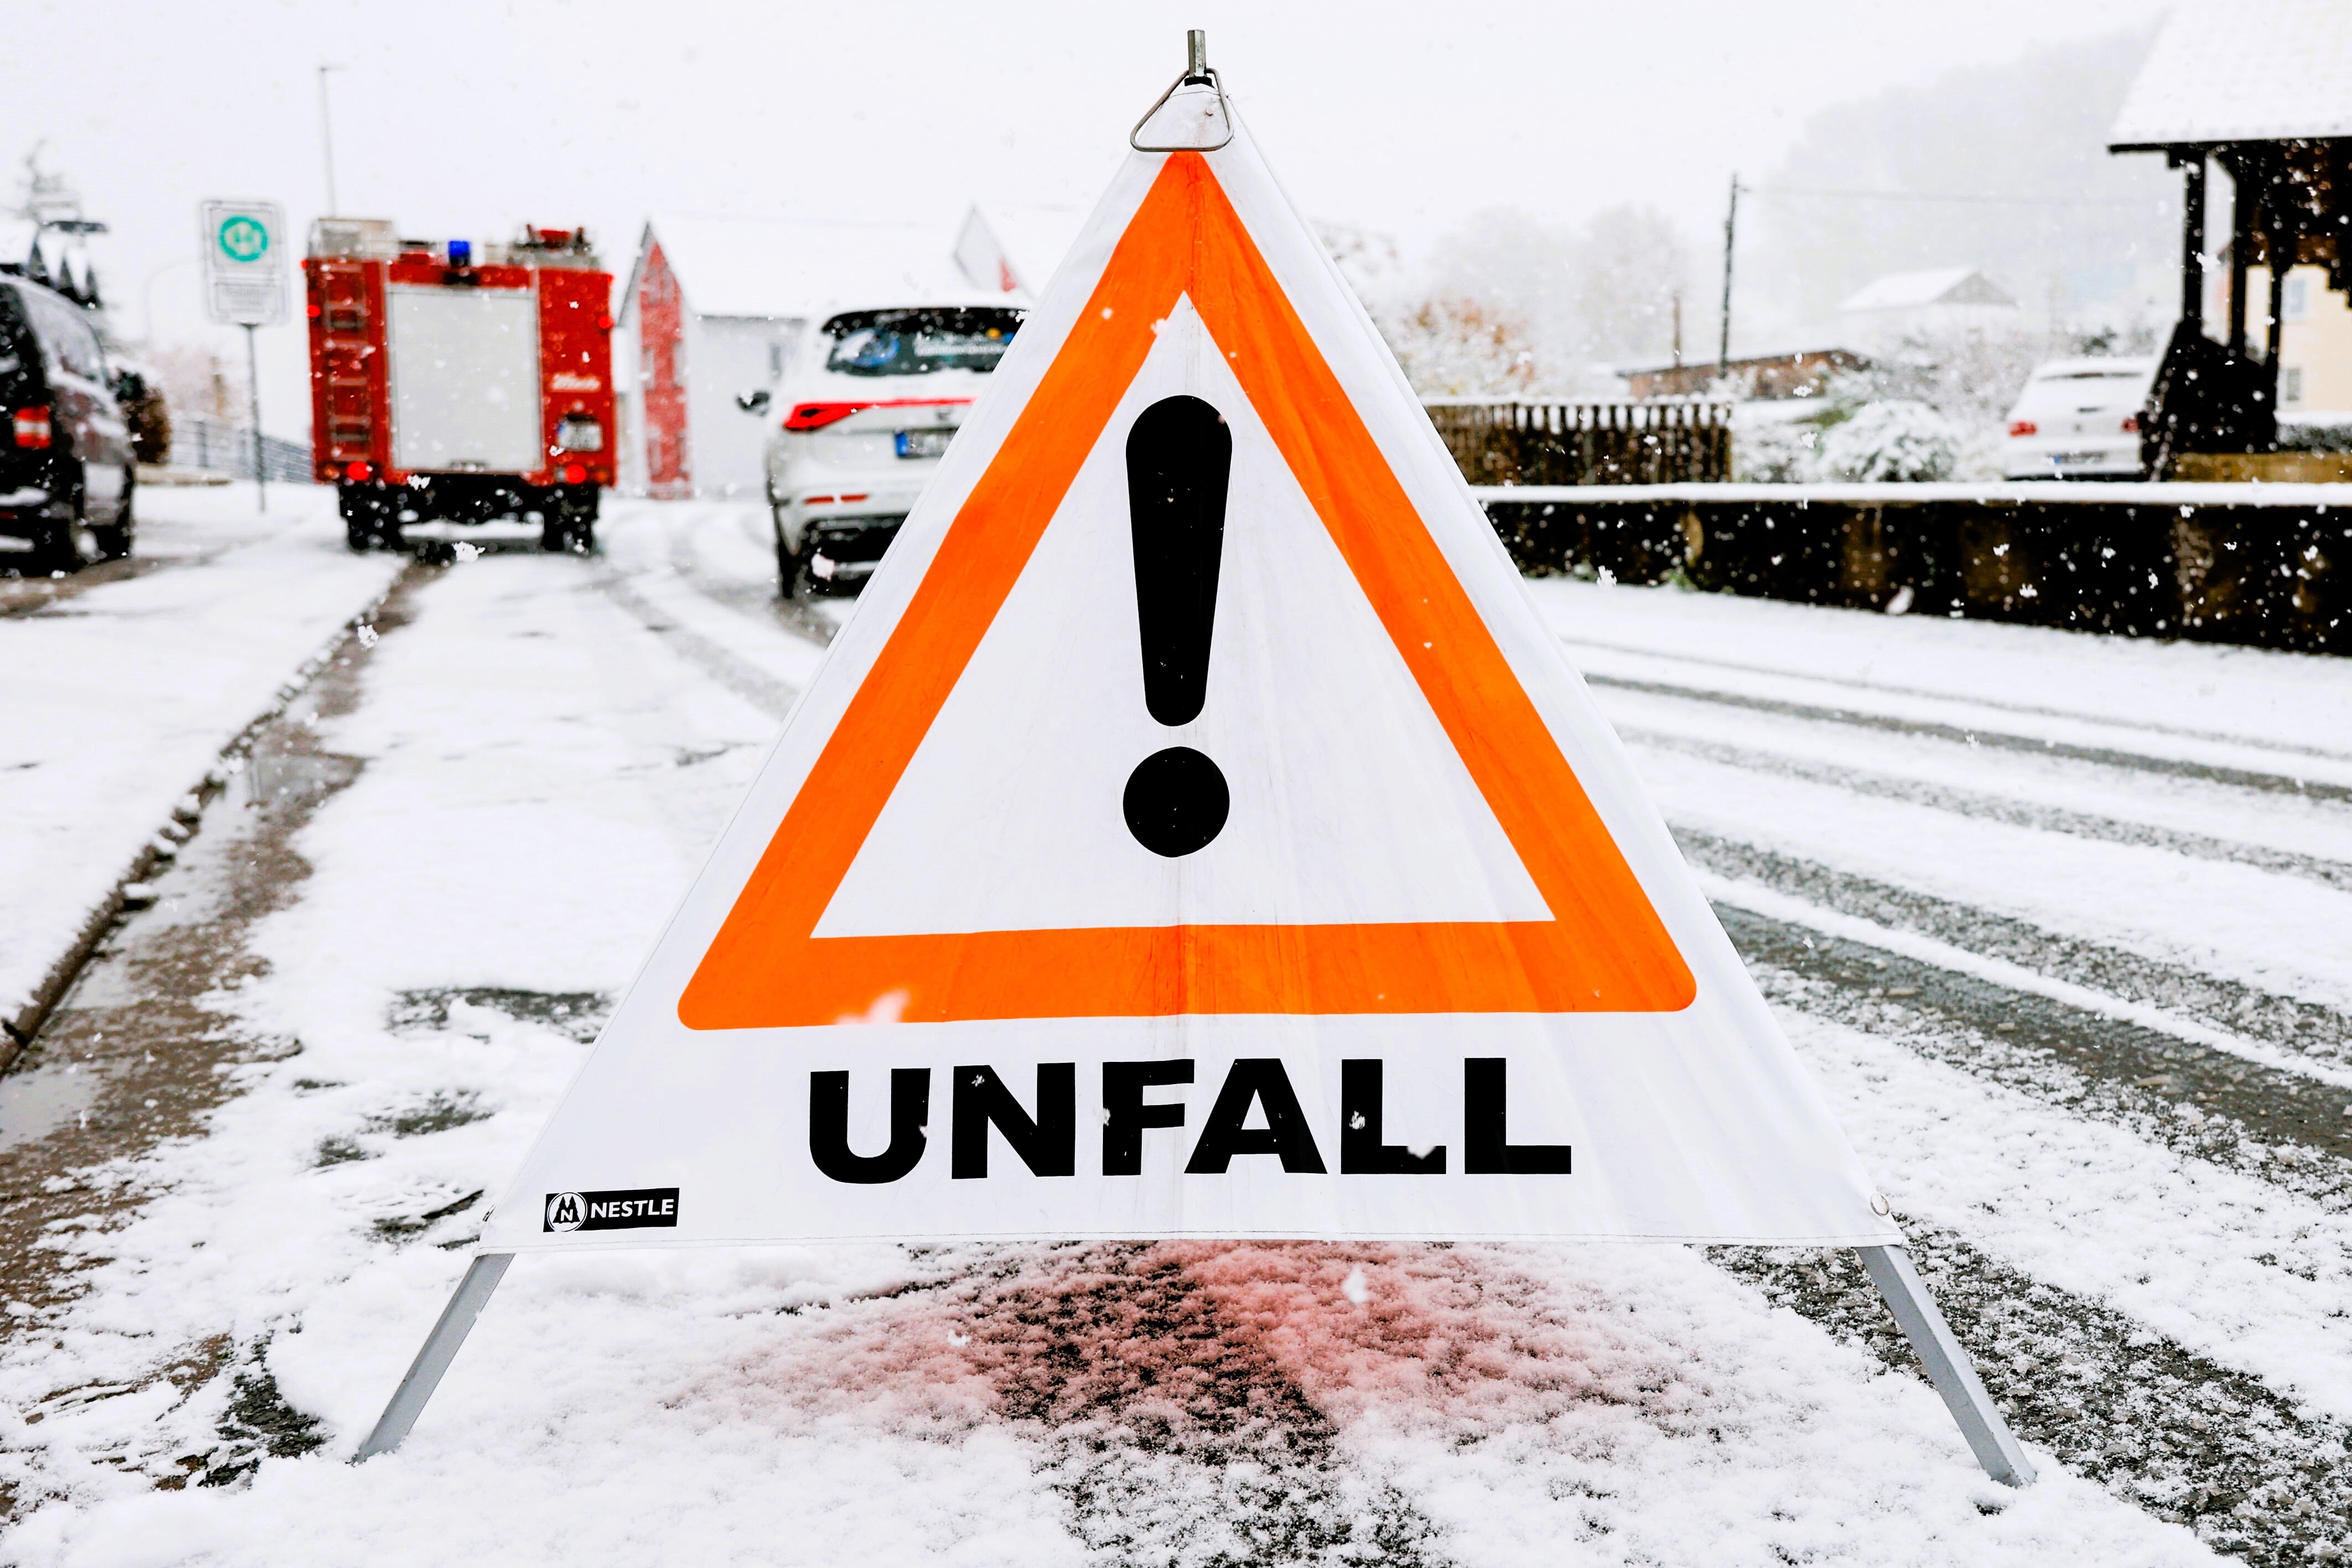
[353,1252,512,1461]
[1857,1245,2036,1487]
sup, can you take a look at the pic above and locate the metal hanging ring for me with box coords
[1130,31,1234,153]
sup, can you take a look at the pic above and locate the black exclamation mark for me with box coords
[1122,394,1231,858]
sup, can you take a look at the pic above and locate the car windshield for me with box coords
[822,308,1024,377]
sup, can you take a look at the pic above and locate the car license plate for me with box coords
[2052,450,2105,467]
[896,429,953,459]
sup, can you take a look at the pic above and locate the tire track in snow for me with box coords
[1625,726,2352,897]
[1681,830,2352,1074]
[592,565,804,720]
[1714,905,2352,1201]
[1586,673,2352,805]
[660,504,844,649]
[1564,634,2352,770]
[1711,1226,2352,1568]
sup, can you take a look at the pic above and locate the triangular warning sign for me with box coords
[679,152,1692,1028]
[368,70,2040,1487]
[475,92,1901,1256]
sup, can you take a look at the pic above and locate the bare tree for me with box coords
[1572,204,1693,364]
[1371,204,1698,397]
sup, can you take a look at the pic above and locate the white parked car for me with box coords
[746,300,1026,595]
[1999,357,2156,480]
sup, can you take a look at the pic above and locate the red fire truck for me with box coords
[305,219,616,554]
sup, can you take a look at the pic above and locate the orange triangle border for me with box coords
[679,153,1696,1028]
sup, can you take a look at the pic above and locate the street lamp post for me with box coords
[318,64,346,216]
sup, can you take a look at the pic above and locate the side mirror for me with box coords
[737,388,772,415]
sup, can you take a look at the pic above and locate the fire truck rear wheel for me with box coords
[339,486,389,554]
[540,486,597,554]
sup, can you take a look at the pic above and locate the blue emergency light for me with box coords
[448,239,472,267]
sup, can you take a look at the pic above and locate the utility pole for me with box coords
[318,64,345,216]
[1717,173,1739,381]
[1672,289,1684,368]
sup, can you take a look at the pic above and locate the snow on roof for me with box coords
[640,213,975,320]
[2110,0,2352,147]
[1837,267,2016,313]
[965,204,1085,296]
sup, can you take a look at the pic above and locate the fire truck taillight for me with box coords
[561,463,588,486]
[345,460,373,481]
[13,407,52,449]
[596,314,613,331]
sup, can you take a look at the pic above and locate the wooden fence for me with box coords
[1425,400,1731,487]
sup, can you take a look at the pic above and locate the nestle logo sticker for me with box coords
[543,1187,679,1232]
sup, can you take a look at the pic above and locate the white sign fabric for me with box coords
[478,110,1902,1256]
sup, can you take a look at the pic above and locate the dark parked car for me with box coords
[0,275,134,573]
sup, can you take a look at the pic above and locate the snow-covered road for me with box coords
[0,487,401,1042]
[1,496,2345,1565]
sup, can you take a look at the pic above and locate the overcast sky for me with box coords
[14,0,2169,434]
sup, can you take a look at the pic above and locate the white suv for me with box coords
[1999,357,2156,480]
[750,301,1026,595]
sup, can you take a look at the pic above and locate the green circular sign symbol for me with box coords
[217,215,269,264]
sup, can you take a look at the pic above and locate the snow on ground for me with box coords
[1643,740,2352,1013]
[13,508,2352,1563]
[1788,999,2352,1420]
[0,486,398,1024]
[1527,575,2352,772]
[1532,576,2352,1030]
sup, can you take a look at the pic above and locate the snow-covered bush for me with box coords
[1733,418,1824,482]
[1379,296,1545,397]
[1819,399,1963,482]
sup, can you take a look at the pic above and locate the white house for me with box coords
[1836,267,2020,353]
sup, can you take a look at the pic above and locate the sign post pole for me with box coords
[199,199,286,507]
[243,322,266,513]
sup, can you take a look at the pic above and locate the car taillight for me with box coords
[561,462,588,485]
[784,402,871,431]
[2121,413,2138,434]
[345,460,373,481]
[2007,420,2037,438]
[13,407,51,449]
